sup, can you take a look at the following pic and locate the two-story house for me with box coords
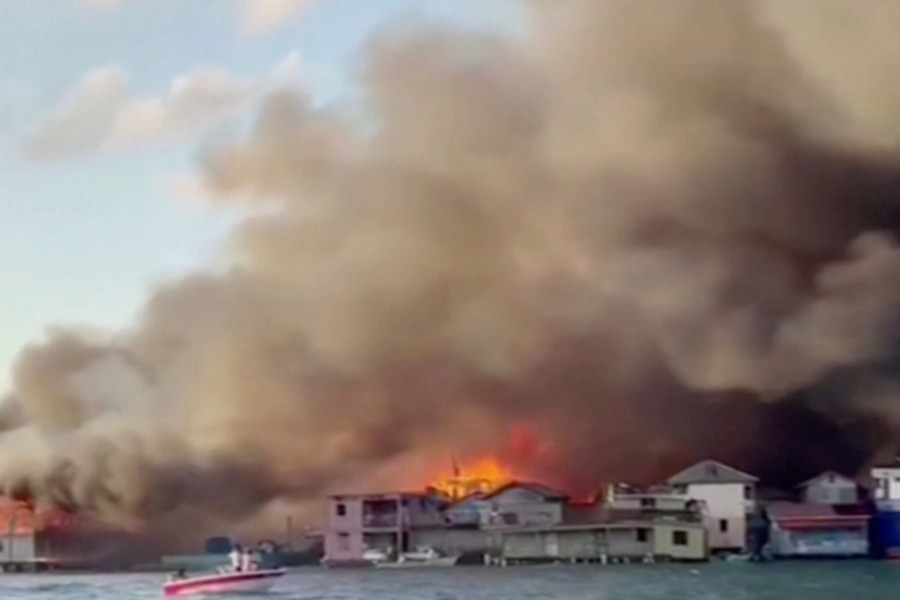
[667,460,757,552]
[322,490,447,566]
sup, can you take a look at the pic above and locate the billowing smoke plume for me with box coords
[6,0,900,541]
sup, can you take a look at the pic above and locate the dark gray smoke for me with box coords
[4,0,900,542]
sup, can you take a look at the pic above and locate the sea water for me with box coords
[0,562,895,599]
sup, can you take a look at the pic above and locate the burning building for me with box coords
[0,497,140,571]
[428,457,516,500]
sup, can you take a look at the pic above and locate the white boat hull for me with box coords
[163,569,286,596]
[375,556,459,568]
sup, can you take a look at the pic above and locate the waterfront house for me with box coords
[494,520,707,564]
[322,490,448,566]
[766,502,870,558]
[0,499,41,569]
[488,483,708,564]
[797,472,862,506]
[667,460,758,552]
[0,498,134,571]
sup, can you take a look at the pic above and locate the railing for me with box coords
[445,512,481,526]
[363,513,451,529]
[362,515,401,528]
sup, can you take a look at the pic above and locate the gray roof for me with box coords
[483,481,569,501]
[796,471,857,489]
[667,460,758,485]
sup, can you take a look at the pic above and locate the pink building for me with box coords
[322,490,448,566]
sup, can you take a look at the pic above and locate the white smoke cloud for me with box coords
[22,52,302,161]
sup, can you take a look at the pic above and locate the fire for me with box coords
[429,457,515,500]
[0,499,75,534]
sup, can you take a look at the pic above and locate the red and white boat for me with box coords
[163,568,286,597]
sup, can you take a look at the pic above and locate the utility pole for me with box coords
[286,515,294,551]
[6,502,16,570]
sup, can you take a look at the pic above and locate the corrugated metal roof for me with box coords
[767,501,870,530]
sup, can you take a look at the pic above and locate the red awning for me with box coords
[775,516,870,531]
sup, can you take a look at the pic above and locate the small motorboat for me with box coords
[163,567,286,597]
[374,546,459,569]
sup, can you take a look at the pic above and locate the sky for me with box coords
[0,0,524,393]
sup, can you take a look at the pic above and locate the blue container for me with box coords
[872,505,900,558]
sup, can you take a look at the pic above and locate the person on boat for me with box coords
[229,544,243,572]
[167,569,187,581]
[241,547,257,571]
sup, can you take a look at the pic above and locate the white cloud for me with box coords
[240,0,318,36]
[79,0,321,36]
[22,67,128,159]
[23,52,302,161]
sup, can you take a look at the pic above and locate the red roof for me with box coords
[767,502,870,530]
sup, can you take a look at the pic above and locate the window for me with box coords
[636,528,649,543]
[719,519,729,533]
[337,533,350,551]
[672,530,688,546]
[673,485,687,495]
[640,498,656,508]
[335,503,347,517]
[500,512,519,525]
[743,485,753,499]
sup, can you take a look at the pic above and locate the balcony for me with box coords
[362,514,401,529]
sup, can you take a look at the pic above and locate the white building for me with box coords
[667,460,757,552]
[797,471,861,505]
[872,463,900,503]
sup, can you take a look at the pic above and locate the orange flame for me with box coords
[429,457,515,500]
[0,500,77,534]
